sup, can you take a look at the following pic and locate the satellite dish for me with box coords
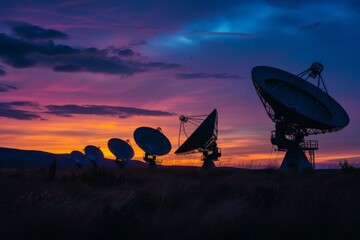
[134,127,171,167]
[252,62,350,171]
[107,138,134,168]
[84,145,104,168]
[71,150,85,168]
[175,109,221,169]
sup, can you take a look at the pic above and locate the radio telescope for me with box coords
[107,138,134,168]
[134,127,171,168]
[252,62,349,171]
[84,145,104,168]
[175,109,221,169]
[71,150,85,168]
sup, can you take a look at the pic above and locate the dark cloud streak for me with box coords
[0,101,174,120]
[50,54,179,75]
[0,83,18,92]
[176,72,242,80]
[0,101,43,120]
[53,64,83,72]
[45,104,175,118]
[0,24,180,75]
[0,33,78,68]
[10,22,69,40]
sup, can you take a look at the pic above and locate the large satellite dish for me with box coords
[175,109,221,169]
[71,150,85,168]
[84,145,104,168]
[252,62,349,171]
[134,127,171,167]
[107,138,134,168]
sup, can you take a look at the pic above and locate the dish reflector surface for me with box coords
[175,109,218,154]
[252,66,349,132]
[84,145,104,164]
[134,127,171,156]
[71,150,85,166]
[107,138,134,160]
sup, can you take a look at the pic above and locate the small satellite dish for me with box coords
[84,145,104,168]
[175,109,221,169]
[107,138,134,168]
[71,150,85,168]
[134,127,171,167]
[252,62,350,171]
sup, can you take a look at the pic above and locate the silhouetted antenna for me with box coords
[134,126,171,168]
[107,138,134,168]
[71,150,85,168]
[252,62,349,171]
[175,109,221,169]
[84,145,104,168]
[178,113,208,147]
[297,62,328,94]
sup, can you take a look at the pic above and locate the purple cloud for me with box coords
[44,104,175,118]
[0,24,180,75]
[0,83,18,92]
[0,101,43,120]
[53,64,83,72]
[176,72,243,80]
[0,101,175,120]
[8,21,69,40]
[0,33,78,68]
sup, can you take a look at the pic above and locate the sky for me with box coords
[0,0,359,168]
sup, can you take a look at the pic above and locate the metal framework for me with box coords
[178,114,209,149]
[254,62,334,170]
[298,62,328,94]
[270,130,318,168]
[176,110,221,169]
[253,62,349,171]
[253,65,341,137]
[177,113,218,154]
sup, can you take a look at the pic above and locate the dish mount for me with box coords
[252,62,349,171]
[107,138,134,168]
[134,126,172,168]
[84,145,104,168]
[175,109,221,169]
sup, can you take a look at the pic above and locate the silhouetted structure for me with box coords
[252,62,349,172]
[107,138,134,168]
[134,127,171,168]
[71,150,85,168]
[84,145,104,168]
[175,109,221,169]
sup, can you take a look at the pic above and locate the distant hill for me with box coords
[0,147,147,169]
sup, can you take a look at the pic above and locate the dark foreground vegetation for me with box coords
[1,167,360,240]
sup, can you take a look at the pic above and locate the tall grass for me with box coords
[0,168,360,239]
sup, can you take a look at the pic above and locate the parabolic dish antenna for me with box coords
[175,109,221,169]
[134,127,171,167]
[84,145,104,168]
[71,150,85,168]
[252,62,349,171]
[107,138,134,168]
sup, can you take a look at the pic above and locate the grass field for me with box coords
[1,167,360,240]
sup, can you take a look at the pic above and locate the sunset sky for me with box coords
[0,0,359,167]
